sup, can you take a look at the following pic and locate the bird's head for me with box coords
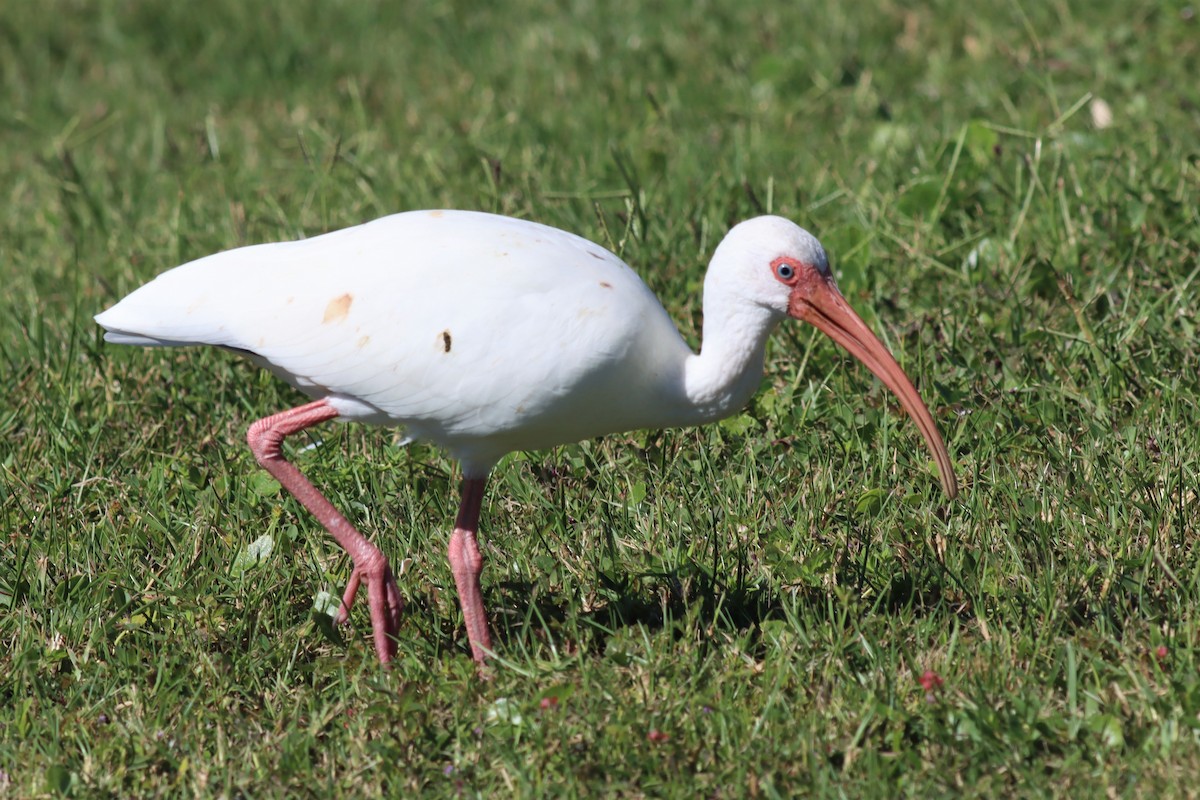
[712,215,958,499]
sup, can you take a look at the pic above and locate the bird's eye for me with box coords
[771,257,800,284]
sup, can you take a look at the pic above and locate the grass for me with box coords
[2,0,1200,795]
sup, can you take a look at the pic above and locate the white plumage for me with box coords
[97,209,956,666]
[100,211,706,472]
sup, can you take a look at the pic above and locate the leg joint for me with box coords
[449,529,485,576]
[246,400,338,465]
[246,417,284,465]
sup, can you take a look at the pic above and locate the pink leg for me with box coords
[246,399,403,664]
[448,477,492,664]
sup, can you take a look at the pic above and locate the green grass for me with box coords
[3,0,1200,795]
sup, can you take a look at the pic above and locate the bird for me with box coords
[95,209,958,666]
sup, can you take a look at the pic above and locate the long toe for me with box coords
[367,565,403,664]
[336,571,363,627]
[386,571,403,638]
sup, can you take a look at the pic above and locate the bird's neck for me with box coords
[682,296,778,424]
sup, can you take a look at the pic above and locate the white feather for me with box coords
[96,210,712,472]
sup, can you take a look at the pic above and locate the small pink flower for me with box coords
[916,671,945,700]
[540,696,559,711]
[1155,645,1169,661]
[648,729,670,743]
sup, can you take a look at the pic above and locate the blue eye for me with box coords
[771,257,803,283]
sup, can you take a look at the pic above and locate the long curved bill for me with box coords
[790,275,958,499]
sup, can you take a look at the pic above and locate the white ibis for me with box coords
[96,210,957,666]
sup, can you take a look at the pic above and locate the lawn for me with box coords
[3,0,1199,796]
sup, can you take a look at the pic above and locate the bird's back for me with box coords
[97,211,693,468]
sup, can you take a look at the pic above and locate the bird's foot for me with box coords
[335,549,404,664]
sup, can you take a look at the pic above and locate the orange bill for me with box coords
[789,273,958,499]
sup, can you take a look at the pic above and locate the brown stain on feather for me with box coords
[323,293,353,323]
[441,330,452,353]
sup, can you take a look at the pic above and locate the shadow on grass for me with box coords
[467,560,962,662]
